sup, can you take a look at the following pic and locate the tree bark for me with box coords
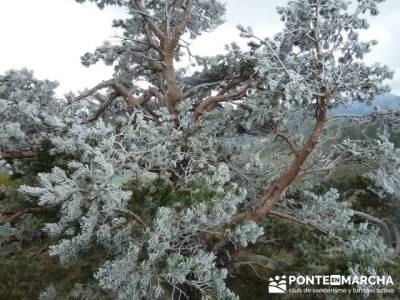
[193,80,251,120]
[235,95,328,223]
[0,149,39,160]
[162,42,182,117]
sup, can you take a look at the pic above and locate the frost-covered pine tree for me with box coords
[1,0,399,299]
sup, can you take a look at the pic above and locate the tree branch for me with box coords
[112,82,138,111]
[115,35,162,53]
[182,81,221,99]
[3,207,43,223]
[269,210,328,235]
[233,92,329,223]
[352,210,393,246]
[85,92,119,123]
[275,131,300,156]
[139,87,164,106]
[131,9,162,21]
[132,0,166,41]
[114,208,148,228]
[388,221,400,254]
[235,262,271,280]
[0,147,39,160]
[171,0,193,47]
[193,80,252,120]
[72,79,138,112]
[72,79,114,103]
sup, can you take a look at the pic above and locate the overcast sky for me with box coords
[0,0,399,95]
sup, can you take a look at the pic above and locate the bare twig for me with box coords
[114,208,148,228]
[29,246,48,258]
[388,221,400,254]
[269,210,329,235]
[275,131,300,156]
[85,92,119,123]
[0,148,38,160]
[236,262,271,280]
[182,81,221,99]
[352,210,392,246]
[3,207,43,223]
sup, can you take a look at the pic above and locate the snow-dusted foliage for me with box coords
[0,69,64,157]
[337,133,400,201]
[18,110,263,297]
[298,189,354,234]
[38,285,57,300]
[344,223,392,265]
[0,223,16,247]
[22,143,262,297]
[367,137,400,200]
[239,0,393,112]
[291,189,392,265]
[94,174,250,299]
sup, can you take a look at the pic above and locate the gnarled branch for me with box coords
[193,80,252,120]
[352,210,393,247]
[72,79,114,103]
[171,0,193,47]
[182,81,221,99]
[0,147,39,160]
[114,208,148,228]
[269,210,328,235]
[73,79,138,112]
[275,131,300,156]
[139,87,164,106]
[85,92,119,123]
[132,0,166,41]
[234,94,329,223]
[2,207,43,223]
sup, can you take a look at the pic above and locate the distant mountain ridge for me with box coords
[330,94,400,116]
